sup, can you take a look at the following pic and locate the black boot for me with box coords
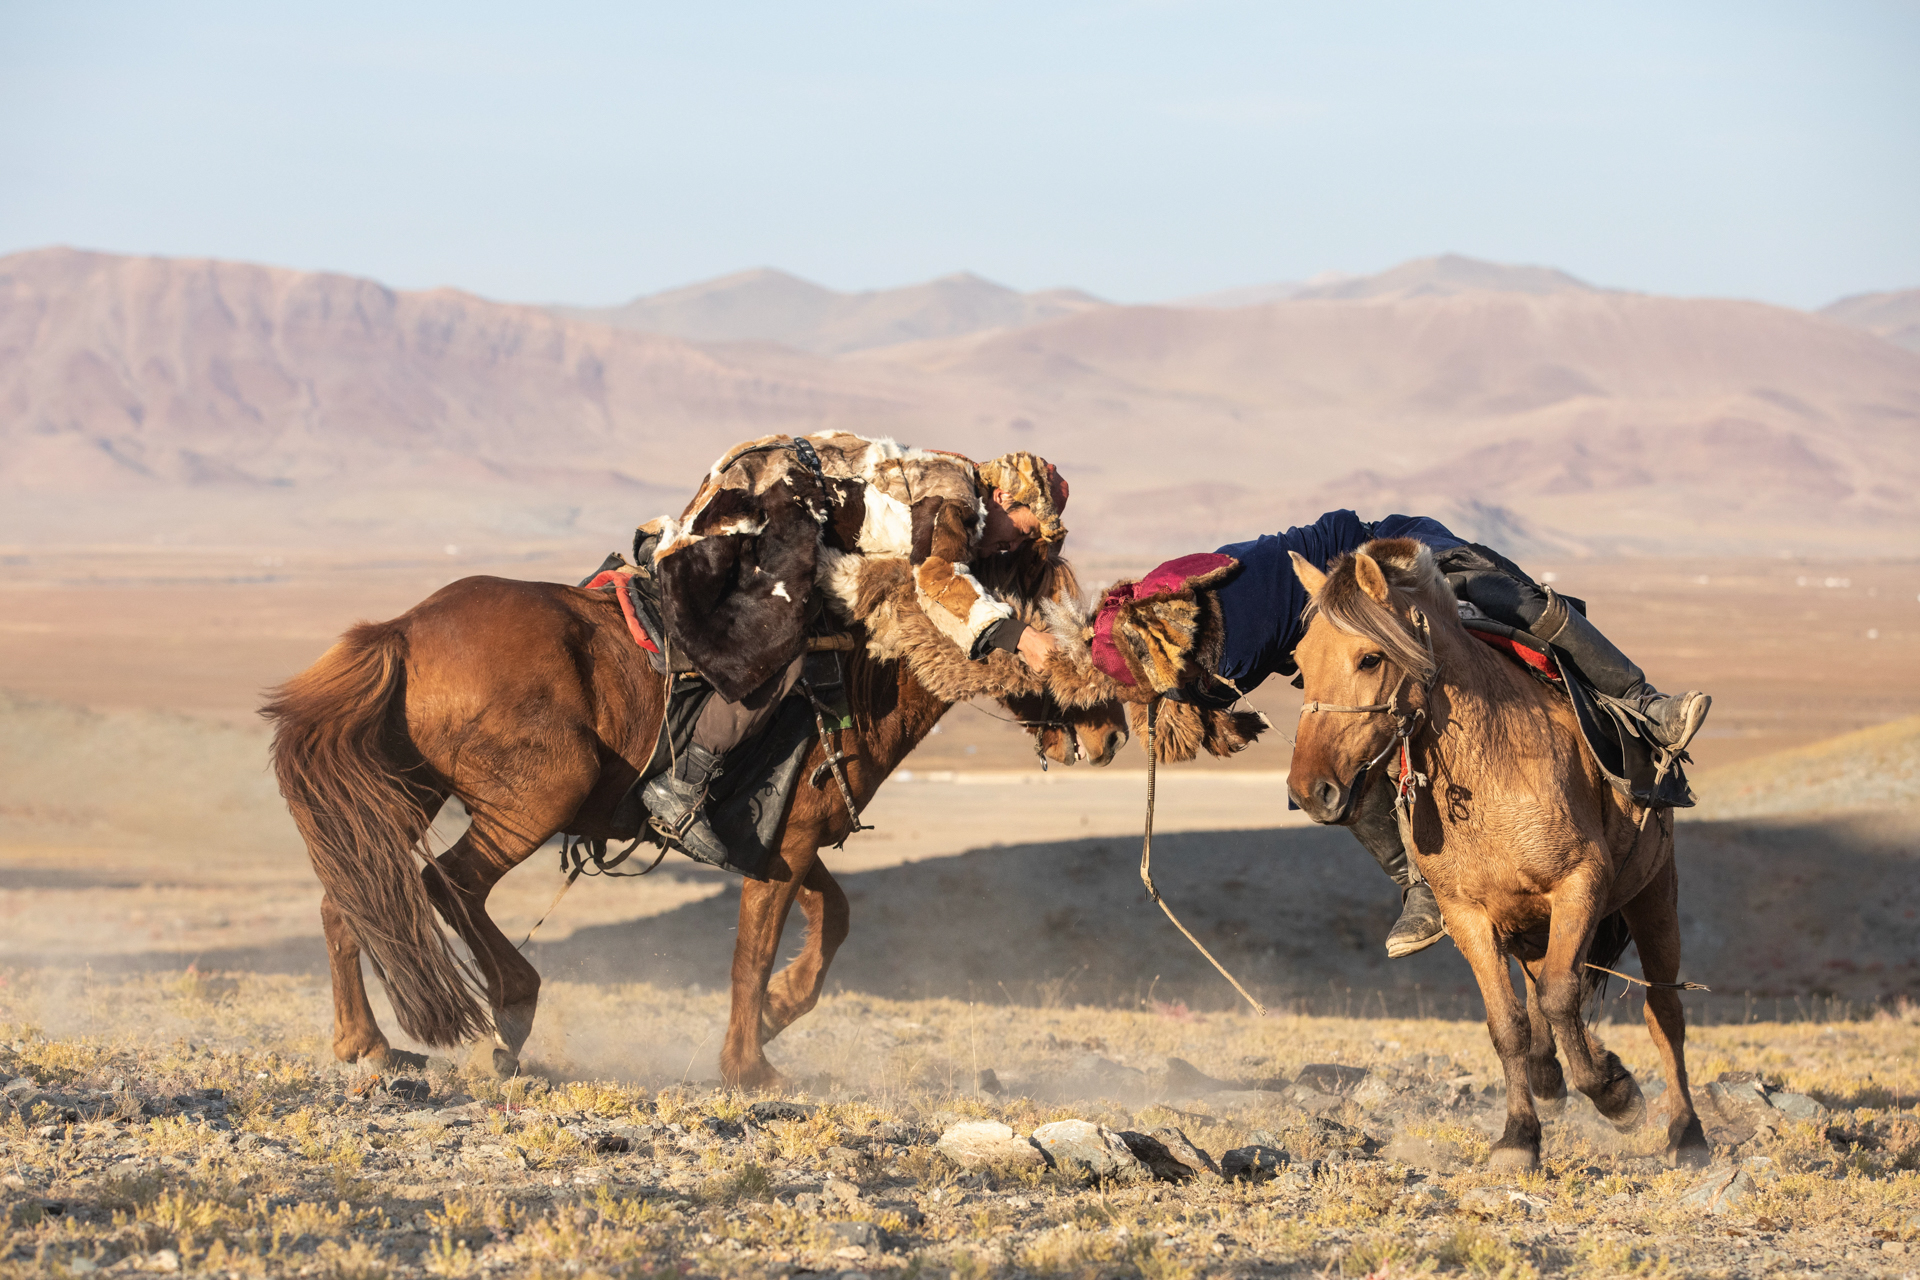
[1534,593,1711,753]
[1350,777,1446,958]
[642,743,732,869]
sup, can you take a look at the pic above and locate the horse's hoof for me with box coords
[1600,1081,1647,1132]
[1488,1144,1540,1173]
[372,1048,429,1072]
[466,1043,519,1080]
[1534,1091,1567,1117]
[1667,1117,1711,1168]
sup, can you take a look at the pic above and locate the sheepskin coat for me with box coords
[647,432,1017,702]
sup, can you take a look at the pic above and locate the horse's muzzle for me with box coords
[1288,761,1370,825]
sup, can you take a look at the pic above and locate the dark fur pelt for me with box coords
[658,494,821,702]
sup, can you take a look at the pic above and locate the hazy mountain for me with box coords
[858,286,1920,556]
[1821,288,1920,352]
[0,248,926,543]
[6,247,1917,558]
[553,268,1106,355]
[1173,255,1598,311]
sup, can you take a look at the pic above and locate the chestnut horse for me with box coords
[263,570,1125,1089]
[1284,539,1709,1170]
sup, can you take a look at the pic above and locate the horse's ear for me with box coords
[1354,552,1391,604]
[1288,551,1327,597]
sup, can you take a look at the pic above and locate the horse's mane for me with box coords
[1303,537,1445,685]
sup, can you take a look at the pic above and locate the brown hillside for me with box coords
[1821,287,1920,353]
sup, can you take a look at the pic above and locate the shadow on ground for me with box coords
[98,814,1919,1020]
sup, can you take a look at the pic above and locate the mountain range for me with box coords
[2,246,1915,559]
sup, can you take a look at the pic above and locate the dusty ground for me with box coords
[1,975,1916,1278]
[2,543,1917,1275]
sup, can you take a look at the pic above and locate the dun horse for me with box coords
[264,564,1125,1089]
[1285,539,1709,1170]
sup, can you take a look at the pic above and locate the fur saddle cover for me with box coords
[645,435,846,702]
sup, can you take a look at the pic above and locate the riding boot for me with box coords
[1350,777,1446,958]
[642,743,733,869]
[1531,592,1712,753]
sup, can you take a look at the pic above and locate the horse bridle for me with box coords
[1297,605,1439,822]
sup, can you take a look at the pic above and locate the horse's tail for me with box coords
[1582,911,1635,1012]
[262,621,490,1048]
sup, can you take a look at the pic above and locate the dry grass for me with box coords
[0,969,1915,1277]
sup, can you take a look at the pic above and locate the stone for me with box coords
[1220,1145,1288,1182]
[148,1251,181,1274]
[1160,1057,1238,1097]
[1295,1064,1368,1095]
[1149,1127,1222,1180]
[976,1069,1004,1096]
[1029,1120,1148,1183]
[1350,1075,1398,1109]
[824,1221,881,1250]
[935,1121,1044,1170]
[1765,1091,1828,1122]
[750,1100,818,1124]
[1680,1165,1755,1215]
[1115,1129,1217,1183]
[1459,1188,1548,1219]
[823,1178,863,1207]
[1381,1134,1467,1173]
[1281,1084,1344,1115]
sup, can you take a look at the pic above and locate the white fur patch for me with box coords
[710,516,767,537]
[858,488,915,554]
[771,580,791,601]
[651,515,699,561]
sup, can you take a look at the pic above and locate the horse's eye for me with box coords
[1359,653,1384,671]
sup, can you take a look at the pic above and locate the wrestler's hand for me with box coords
[1017,626,1056,670]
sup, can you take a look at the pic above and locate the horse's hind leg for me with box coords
[1619,859,1710,1167]
[321,893,425,1070]
[761,859,851,1043]
[429,779,594,1078]
[1449,911,1544,1171]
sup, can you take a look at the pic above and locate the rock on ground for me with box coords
[935,1121,1044,1169]
[1029,1120,1147,1182]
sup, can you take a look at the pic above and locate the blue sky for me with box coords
[3,1,1915,308]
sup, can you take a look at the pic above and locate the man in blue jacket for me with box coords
[1201,511,1710,958]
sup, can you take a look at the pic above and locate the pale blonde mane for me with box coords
[1302,538,1445,685]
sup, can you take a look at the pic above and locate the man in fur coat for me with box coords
[641,432,1069,867]
[1094,509,1710,960]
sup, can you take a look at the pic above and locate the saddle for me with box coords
[571,550,856,880]
[1457,606,1694,809]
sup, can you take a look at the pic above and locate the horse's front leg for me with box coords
[1448,909,1543,1171]
[1538,870,1646,1133]
[761,859,851,1044]
[1525,980,1568,1115]
[721,839,819,1091]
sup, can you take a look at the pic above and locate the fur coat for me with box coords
[646,432,1018,702]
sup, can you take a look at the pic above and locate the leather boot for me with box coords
[1350,777,1446,958]
[642,743,732,869]
[1533,591,1712,753]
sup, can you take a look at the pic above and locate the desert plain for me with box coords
[1,536,1916,1279]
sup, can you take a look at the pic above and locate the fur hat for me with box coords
[1092,553,1241,692]
[977,452,1069,548]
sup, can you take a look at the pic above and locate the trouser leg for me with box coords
[1348,774,1446,958]
[649,652,806,868]
[1444,543,1710,751]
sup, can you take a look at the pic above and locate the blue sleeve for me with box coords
[1211,510,1371,689]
